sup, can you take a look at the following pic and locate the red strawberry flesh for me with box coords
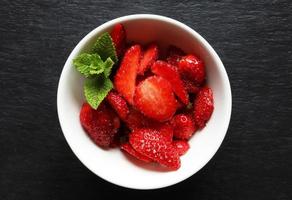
[110,23,126,57]
[138,43,158,75]
[151,60,189,105]
[114,45,141,105]
[134,76,177,122]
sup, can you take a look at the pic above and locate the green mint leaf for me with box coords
[89,68,104,75]
[84,76,113,109]
[73,53,104,77]
[92,32,118,63]
[103,57,114,78]
[73,32,118,110]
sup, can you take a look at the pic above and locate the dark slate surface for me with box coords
[0,0,291,199]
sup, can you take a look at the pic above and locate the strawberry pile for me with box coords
[79,24,214,170]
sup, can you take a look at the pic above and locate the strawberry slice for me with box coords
[157,123,173,143]
[134,76,177,122]
[106,91,129,120]
[114,45,141,105]
[121,143,153,163]
[143,121,173,142]
[194,87,214,128]
[110,23,126,57]
[125,108,173,141]
[129,128,180,170]
[125,108,152,131]
[151,60,189,105]
[125,109,173,143]
[166,45,185,66]
[178,54,205,85]
[171,113,196,140]
[173,140,190,156]
[138,43,159,75]
[80,102,120,148]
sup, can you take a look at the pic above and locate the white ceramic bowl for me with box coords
[57,14,232,190]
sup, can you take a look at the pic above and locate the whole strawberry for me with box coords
[171,114,196,140]
[178,54,205,85]
[194,87,214,128]
[80,102,120,147]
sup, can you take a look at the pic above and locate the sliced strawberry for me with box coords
[157,123,173,143]
[194,87,214,128]
[151,60,189,105]
[80,102,120,148]
[138,43,159,75]
[106,91,129,120]
[183,78,200,94]
[166,45,185,66]
[125,108,173,142]
[142,121,174,142]
[129,128,180,170]
[114,45,141,104]
[125,108,152,131]
[178,54,205,85]
[171,113,196,140]
[110,23,126,57]
[134,76,177,122]
[121,143,153,163]
[173,140,190,156]
[125,108,173,141]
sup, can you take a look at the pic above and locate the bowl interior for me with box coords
[57,15,231,190]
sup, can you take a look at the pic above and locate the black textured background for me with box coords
[1,0,292,199]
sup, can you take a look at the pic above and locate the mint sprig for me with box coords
[73,32,117,109]
[103,57,115,78]
[73,53,104,77]
[92,32,118,63]
[84,76,113,109]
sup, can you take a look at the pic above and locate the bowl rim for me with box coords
[57,14,232,190]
